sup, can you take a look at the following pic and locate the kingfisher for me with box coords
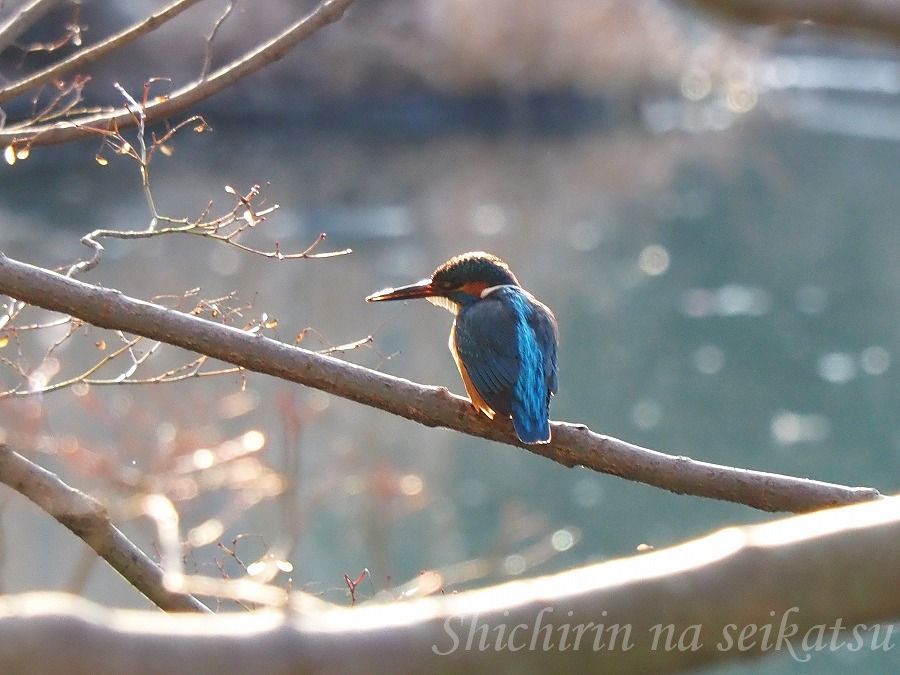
[366,252,559,444]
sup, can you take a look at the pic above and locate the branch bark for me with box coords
[0,252,882,513]
[0,444,210,613]
[0,0,354,147]
[0,0,206,105]
[0,496,898,673]
[681,0,900,43]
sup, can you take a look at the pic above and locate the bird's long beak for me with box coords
[365,278,437,302]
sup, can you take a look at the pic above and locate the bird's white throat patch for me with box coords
[427,295,459,314]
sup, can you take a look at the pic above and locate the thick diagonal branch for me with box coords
[0,444,210,613]
[0,252,882,513]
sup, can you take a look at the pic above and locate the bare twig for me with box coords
[63,102,350,276]
[343,568,368,605]
[28,333,144,394]
[0,444,210,613]
[67,218,350,278]
[0,0,205,104]
[6,0,81,59]
[0,253,882,513]
[319,335,373,355]
[82,361,242,387]
[0,288,268,397]
[0,0,65,53]
[0,0,355,147]
[200,0,237,80]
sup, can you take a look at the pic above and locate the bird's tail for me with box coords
[512,398,551,444]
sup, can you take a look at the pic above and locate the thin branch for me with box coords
[0,0,64,53]
[87,365,242,386]
[64,127,350,275]
[0,286,284,397]
[114,82,157,226]
[319,335,373,355]
[21,333,144,395]
[0,496,899,672]
[67,220,349,278]
[0,0,355,147]
[0,0,205,104]
[0,252,882,513]
[18,71,89,128]
[200,0,237,80]
[2,314,70,332]
[0,444,210,613]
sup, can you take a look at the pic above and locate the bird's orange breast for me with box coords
[449,321,496,419]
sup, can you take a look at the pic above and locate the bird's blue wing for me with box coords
[529,299,559,398]
[453,297,519,418]
[505,290,555,443]
[455,287,559,444]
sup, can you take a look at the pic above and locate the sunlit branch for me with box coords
[0,496,899,671]
[0,252,882,513]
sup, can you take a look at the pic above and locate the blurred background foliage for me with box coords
[1,0,899,671]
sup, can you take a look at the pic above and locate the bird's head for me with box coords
[365,252,520,314]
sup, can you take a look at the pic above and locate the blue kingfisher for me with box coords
[366,251,559,444]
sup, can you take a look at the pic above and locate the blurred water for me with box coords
[1,87,899,672]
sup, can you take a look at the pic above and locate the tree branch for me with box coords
[0,496,898,672]
[0,252,883,513]
[0,0,354,147]
[681,0,900,43]
[0,0,206,105]
[0,443,210,613]
[0,0,65,53]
